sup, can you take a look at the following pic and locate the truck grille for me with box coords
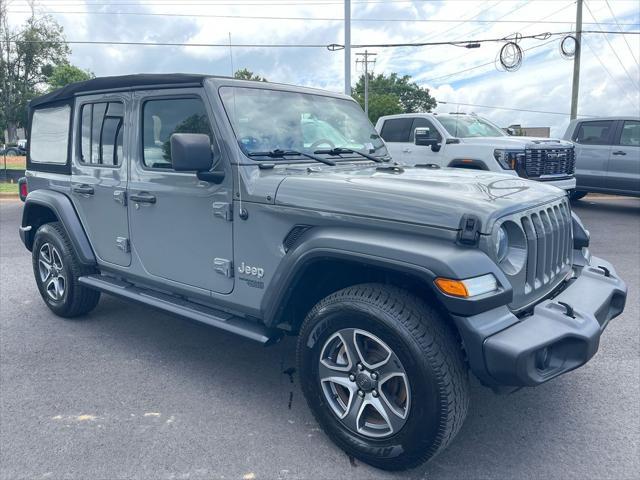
[524,147,575,178]
[519,199,573,296]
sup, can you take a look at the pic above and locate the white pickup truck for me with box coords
[376,113,577,191]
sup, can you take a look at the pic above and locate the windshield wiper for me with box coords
[247,149,335,166]
[313,147,383,163]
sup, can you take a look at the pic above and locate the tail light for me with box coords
[18,177,28,202]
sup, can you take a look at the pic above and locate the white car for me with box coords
[376,113,577,191]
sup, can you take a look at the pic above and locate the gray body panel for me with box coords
[564,116,640,196]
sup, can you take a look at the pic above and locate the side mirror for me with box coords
[170,133,225,184]
[505,127,516,136]
[414,127,440,150]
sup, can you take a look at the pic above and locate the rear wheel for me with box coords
[297,283,469,470]
[569,190,588,201]
[32,222,100,317]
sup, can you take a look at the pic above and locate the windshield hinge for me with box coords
[212,202,233,221]
[458,214,481,246]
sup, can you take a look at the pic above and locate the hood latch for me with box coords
[458,214,481,246]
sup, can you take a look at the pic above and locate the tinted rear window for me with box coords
[30,105,71,164]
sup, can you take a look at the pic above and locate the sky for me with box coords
[6,0,640,137]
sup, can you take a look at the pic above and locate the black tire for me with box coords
[4,147,19,157]
[569,190,588,201]
[32,222,100,318]
[297,283,469,471]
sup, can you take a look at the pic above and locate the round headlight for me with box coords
[493,221,527,275]
[495,226,509,262]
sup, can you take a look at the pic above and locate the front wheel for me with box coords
[297,284,469,470]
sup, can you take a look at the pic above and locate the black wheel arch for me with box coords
[261,227,512,330]
[21,189,96,266]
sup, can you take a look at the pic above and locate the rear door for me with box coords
[571,119,615,191]
[71,94,131,266]
[607,120,640,194]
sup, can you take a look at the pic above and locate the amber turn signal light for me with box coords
[434,278,469,298]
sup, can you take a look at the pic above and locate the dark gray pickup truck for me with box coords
[18,74,627,470]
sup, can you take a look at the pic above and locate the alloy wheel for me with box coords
[319,328,411,438]
[38,242,66,301]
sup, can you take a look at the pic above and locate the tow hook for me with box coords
[597,265,611,277]
[558,301,576,318]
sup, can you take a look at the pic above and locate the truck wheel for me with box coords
[32,222,100,318]
[569,190,587,201]
[297,283,469,470]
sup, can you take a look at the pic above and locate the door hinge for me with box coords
[113,190,127,206]
[212,202,233,221]
[214,258,233,278]
[116,236,130,253]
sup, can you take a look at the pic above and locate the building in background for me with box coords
[507,124,551,137]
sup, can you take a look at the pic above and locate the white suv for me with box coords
[376,113,577,191]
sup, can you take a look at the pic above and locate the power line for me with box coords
[9,8,640,25]
[583,0,639,89]
[604,0,640,66]
[1,30,636,50]
[436,100,599,117]
[581,36,637,103]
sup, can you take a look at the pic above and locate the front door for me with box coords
[572,119,615,191]
[607,120,640,194]
[71,94,131,267]
[128,89,234,294]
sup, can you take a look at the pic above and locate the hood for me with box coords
[458,136,574,149]
[275,165,566,233]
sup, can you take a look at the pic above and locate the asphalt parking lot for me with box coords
[0,195,638,480]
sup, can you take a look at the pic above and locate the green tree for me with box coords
[46,63,94,91]
[0,9,70,142]
[234,68,268,82]
[353,72,437,123]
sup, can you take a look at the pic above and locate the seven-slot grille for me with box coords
[520,199,572,295]
[524,147,575,178]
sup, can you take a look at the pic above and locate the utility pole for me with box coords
[356,50,377,117]
[570,0,583,120]
[344,0,351,95]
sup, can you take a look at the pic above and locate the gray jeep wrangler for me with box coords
[18,74,627,471]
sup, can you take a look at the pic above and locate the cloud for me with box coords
[6,0,639,136]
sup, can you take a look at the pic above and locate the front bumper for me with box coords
[453,255,627,388]
[535,176,577,191]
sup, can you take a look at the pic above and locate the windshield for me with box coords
[219,86,387,158]
[438,115,506,138]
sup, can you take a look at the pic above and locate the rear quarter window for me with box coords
[29,105,71,164]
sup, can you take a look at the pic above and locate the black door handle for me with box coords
[72,184,94,195]
[612,151,627,155]
[130,192,156,204]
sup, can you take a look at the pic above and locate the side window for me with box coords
[79,101,124,166]
[574,120,615,145]
[411,117,441,142]
[380,118,413,142]
[619,120,640,147]
[30,105,71,164]
[142,97,213,169]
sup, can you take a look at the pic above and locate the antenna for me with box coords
[228,32,244,218]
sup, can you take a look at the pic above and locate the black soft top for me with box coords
[29,73,215,109]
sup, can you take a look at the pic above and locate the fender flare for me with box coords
[447,158,489,170]
[21,189,96,266]
[261,226,512,326]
